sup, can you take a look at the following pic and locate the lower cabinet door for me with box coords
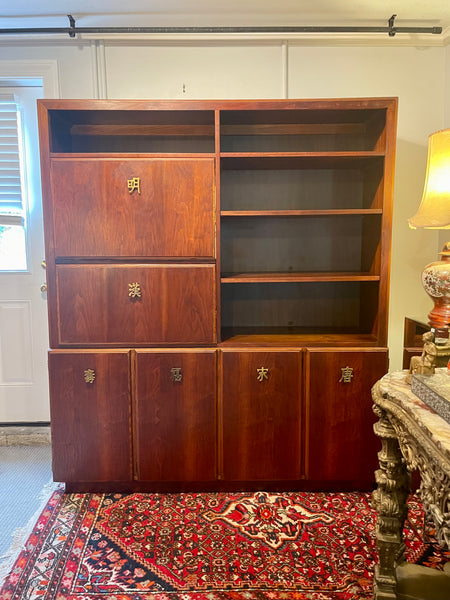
[135,350,217,482]
[48,350,132,483]
[305,348,389,486]
[221,350,301,482]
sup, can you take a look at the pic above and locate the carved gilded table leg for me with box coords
[372,404,411,600]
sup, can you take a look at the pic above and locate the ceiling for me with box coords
[1,0,449,41]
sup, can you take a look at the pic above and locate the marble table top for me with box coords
[376,368,450,468]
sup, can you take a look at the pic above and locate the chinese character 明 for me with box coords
[257,367,269,382]
[128,282,142,298]
[84,369,96,384]
[339,366,354,383]
[127,177,141,194]
[171,367,183,383]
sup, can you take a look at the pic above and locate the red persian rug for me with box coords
[1,488,449,600]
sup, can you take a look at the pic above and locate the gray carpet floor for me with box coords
[0,445,53,560]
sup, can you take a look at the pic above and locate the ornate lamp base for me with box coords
[422,242,450,330]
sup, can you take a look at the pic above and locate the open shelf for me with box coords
[220,157,384,211]
[220,214,382,274]
[220,107,387,152]
[48,109,216,153]
[220,280,380,338]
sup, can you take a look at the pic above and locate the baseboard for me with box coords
[0,424,51,446]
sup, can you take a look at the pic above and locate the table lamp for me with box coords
[408,129,450,342]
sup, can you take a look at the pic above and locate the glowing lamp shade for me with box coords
[409,129,450,330]
[409,129,450,230]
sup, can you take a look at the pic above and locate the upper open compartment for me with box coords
[47,108,216,153]
[220,107,387,153]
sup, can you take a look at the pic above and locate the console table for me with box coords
[372,369,450,600]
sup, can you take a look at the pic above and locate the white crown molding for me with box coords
[0,31,446,48]
[0,59,60,97]
[61,32,449,47]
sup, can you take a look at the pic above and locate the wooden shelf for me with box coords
[221,151,384,158]
[220,152,385,170]
[220,123,367,136]
[221,209,383,217]
[49,152,216,159]
[71,123,370,138]
[221,272,380,283]
[71,124,215,137]
[220,329,380,347]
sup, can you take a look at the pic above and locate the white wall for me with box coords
[106,43,286,98]
[0,41,95,97]
[1,36,447,371]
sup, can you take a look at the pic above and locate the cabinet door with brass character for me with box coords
[48,350,132,484]
[305,348,388,488]
[54,264,216,346]
[221,350,301,482]
[135,350,217,482]
[49,158,215,259]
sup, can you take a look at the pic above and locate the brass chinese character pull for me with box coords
[127,177,141,194]
[171,367,183,383]
[256,367,269,382]
[339,366,354,383]
[128,282,142,298]
[84,369,96,384]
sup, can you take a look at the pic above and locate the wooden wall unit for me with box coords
[38,98,397,492]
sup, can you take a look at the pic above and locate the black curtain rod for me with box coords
[0,14,443,38]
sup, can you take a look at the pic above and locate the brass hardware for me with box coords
[339,366,354,383]
[40,260,47,292]
[256,367,269,382]
[84,369,96,384]
[128,282,142,298]
[170,367,183,383]
[127,177,141,194]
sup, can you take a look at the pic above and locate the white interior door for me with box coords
[0,83,50,423]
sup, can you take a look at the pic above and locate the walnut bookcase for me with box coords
[38,98,397,492]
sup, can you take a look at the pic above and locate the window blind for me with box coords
[0,95,24,226]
